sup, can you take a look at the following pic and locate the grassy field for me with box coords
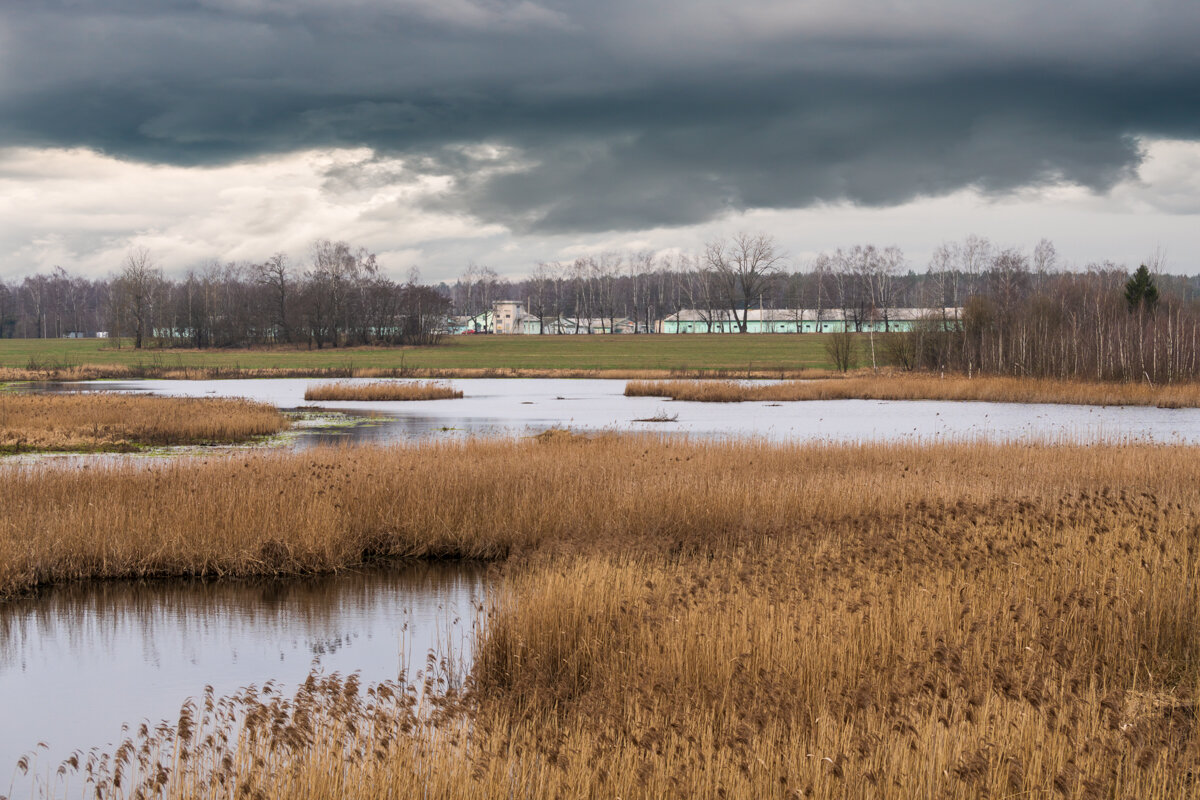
[627,374,1200,407]
[0,334,836,375]
[13,436,1198,798]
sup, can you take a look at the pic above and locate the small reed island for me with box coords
[0,392,287,453]
[303,381,463,402]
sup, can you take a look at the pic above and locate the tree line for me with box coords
[3,234,1200,385]
[0,241,450,348]
[891,256,1200,383]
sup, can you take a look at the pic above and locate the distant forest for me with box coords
[3,234,1200,383]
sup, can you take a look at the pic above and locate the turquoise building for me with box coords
[655,308,960,334]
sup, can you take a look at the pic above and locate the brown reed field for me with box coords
[6,436,1200,798]
[303,380,464,401]
[0,392,288,453]
[626,373,1200,407]
[0,363,834,382]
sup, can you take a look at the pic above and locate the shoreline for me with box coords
[626,373,1200,407]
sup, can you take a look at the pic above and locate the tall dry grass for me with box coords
[0,393,287,453]
[3,435,1198,593]
[627,374,1200,406]
[304,381,463,401]
[8,437,1200,797]
[0,364,836,382]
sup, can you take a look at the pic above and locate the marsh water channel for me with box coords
[0,564,485,795]
[6,377,1200,790]
[18,377,1200,445]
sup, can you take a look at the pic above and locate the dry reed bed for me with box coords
[303,380,463,401]
[1,364,836,382]
[627,374,1200,406]
[0,392,287,453]
[3,434,1198,592]
[8,437,1200,798]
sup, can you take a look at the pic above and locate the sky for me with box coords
[1,0,1199,282]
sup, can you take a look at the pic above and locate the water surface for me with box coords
[0,563,485,791]
[39,377,1200,445]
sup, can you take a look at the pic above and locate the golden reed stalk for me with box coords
[1,364,833,381]
[0,392,286,453]
[303,381,463,401]
[4,435,1199,595]
[626,374,1200,406]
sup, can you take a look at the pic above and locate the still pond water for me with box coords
[0,564,484,795]
[29,377,1200,444]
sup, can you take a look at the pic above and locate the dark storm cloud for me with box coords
[2,0,1199,232]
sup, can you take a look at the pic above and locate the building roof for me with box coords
[662,307,961,323]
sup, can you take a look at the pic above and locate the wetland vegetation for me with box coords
[6,435,1196,797]
[4,370,1200,798]
[0,393,287,453]
[625,374,1200,407]
[303,381,464,402]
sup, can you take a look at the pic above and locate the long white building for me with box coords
[656,308,961,333]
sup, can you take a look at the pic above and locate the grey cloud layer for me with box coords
[3,0,1199,232]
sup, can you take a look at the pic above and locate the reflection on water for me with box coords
[293,411,519,448]
[0,563,485,786]
[296,411,443,448]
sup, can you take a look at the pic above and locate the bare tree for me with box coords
[927,244,954,310]
[705,232,784,333]
[255,253,293,344]
[1032,238,1057,293]
[876,247,904,329]
[21,273,50,339]
[459,263,500,332]
[594,252,623,332]
[529,262,556,333]
[680,253,722,332]
[854,245,904,371]
[959,234,993,301]
[1144,245,1168,276]
[827,248,860,331]
[629,250,656,333]
[115,246,162,349]
[571,257,593,332]
[178,266,214,348]
[826,330,857,372]
[809,254,831,333]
